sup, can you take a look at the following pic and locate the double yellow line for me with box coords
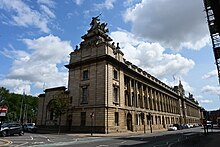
[0,139,12,146]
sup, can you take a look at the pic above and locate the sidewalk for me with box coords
[66,129,166,137]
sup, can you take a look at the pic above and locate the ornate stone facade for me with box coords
[37,17,202,133]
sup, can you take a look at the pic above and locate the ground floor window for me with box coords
[115,112,119,126]
[81,112,86,126]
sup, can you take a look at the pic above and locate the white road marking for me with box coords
[32,142,44,144]
[47,138,54,142]
[15,142,29,147]
[121,141,126,144]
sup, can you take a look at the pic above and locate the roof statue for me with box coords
[81,15,112,44]
[90,15,100,30]
[89,14,109,33]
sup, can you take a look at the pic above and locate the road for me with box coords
[1,127,217,147]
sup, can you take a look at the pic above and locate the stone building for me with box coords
[37,17,201,133]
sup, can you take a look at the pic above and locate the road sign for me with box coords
[0,106,7,116]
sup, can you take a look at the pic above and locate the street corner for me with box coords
[0,138,12,146]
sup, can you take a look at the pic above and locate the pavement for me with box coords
[66,129,166,137]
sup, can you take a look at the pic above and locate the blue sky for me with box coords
[0,0,219,110]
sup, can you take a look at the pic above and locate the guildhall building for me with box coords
[37,17,202,133]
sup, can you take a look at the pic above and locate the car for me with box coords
[173,124,182,130]
[168,125,177,131]
[23,123,37,133]
[0,123,24,137]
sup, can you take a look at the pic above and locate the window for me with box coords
[83,70,89,80]
[70,96,73,104]
[113,69,118,79]
[113,87,119,103]
[135,114,139,125]
[131,79,134,87]
[82,87,88,103]
[115,112,119,126]
[81,112,86,126]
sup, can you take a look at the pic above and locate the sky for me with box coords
[0,0,219,111]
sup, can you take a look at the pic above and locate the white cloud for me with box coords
[123,0,209,50]
[162,78,194,94]
[0,35,73,94]
[40,5,56,19]
[123,0,138,7]
[110,30,195,79]
[202,70,217,79]
[94,0,116,10]
[202,85,220,95]
[73,0,84,6]
[200,99,213,104]
[37,0,56,8]
[0,0,56,33]
[0,79,31,94]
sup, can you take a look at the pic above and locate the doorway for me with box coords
[127,113,132,131]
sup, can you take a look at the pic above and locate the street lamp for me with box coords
[90,112,94,136]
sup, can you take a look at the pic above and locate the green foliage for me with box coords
[48,91,70,134]
[0,87,38,123]
[49,92,69,119]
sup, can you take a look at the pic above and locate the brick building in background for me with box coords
[37,17,202,133]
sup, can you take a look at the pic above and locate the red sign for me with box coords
[0,106,7,116]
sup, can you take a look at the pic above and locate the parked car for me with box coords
[168,125,177,131]
[23,123,37,133]
[173,124,182,130]
[0,123,24,137]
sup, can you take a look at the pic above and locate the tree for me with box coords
[0,87,10,105]
[49,91,70,134]
[0,87,38,123]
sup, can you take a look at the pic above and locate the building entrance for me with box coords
[127,113,132,131]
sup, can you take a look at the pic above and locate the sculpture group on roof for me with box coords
[89,15,109,33]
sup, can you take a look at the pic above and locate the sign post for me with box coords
[0,106,7,117]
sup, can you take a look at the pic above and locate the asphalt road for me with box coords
[1,127,216,147]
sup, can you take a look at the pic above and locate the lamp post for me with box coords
[90,112,94,136]
[19,90,25,124]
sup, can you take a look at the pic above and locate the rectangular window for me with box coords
[82,87,88,103]
[115,112,119,126]
[70,96,73,104]
[83,70,89,80]
[113,87,119,103]
[81,112,86,126]
[113,69,118,79]
[135,114,139,125]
